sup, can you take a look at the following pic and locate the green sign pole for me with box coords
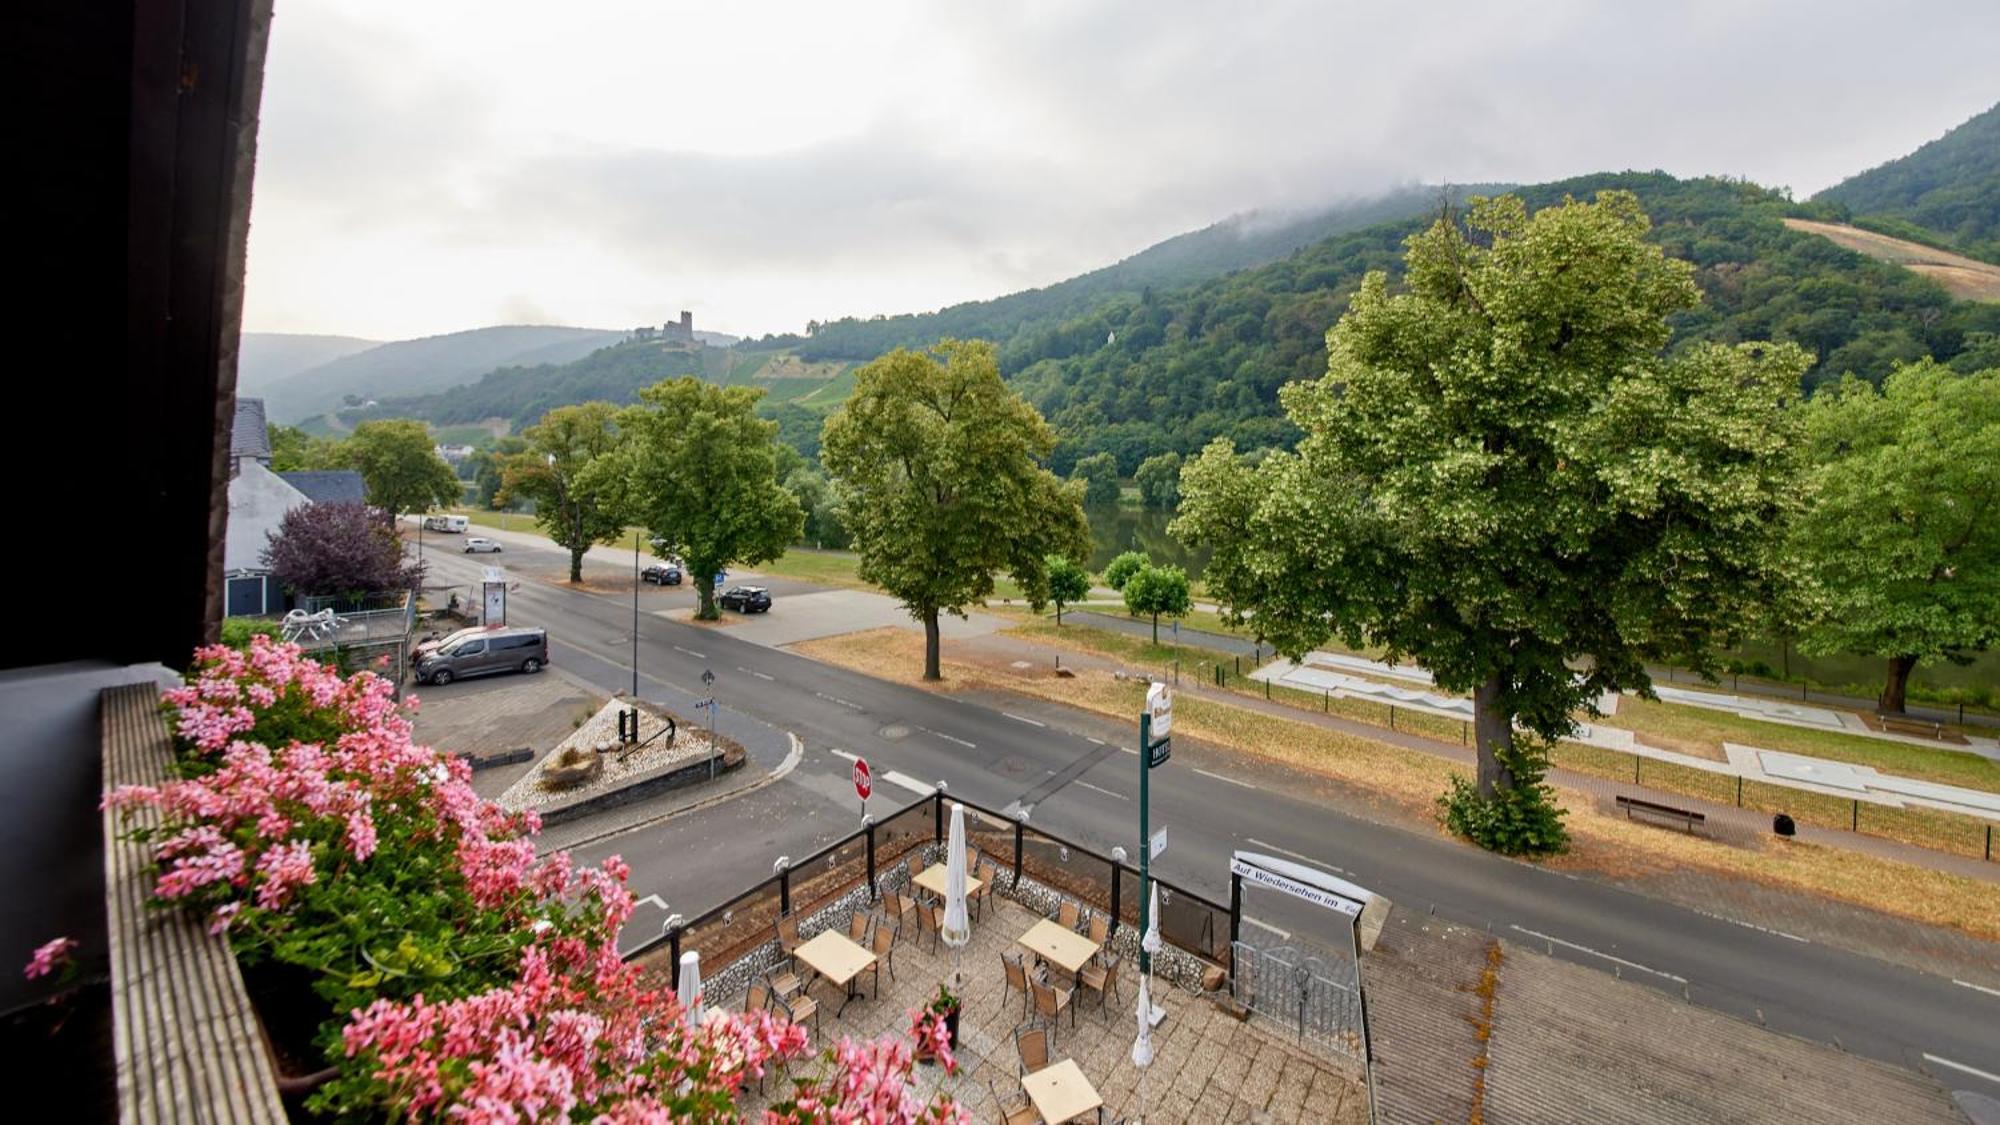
[1138,709,1152,978]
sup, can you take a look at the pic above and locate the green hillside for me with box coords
[778,185,1500,366]
[263,324,625,423]
[1815,102,2000,263]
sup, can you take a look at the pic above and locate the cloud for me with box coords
[243,0,2000,340]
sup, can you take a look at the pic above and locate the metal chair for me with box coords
[1058,900,1082,931]
[848,911,871,944]
[1014,1022,1052,1077]
[767,963,804,1002]
[744,981,771,1013]
[1079,953,1120,1014]
[778,914,802,956]
[1001,950,1031,1018]
[990,1077,1040,1125]
[971,862,997,921]
[777,988,820,1035]
[917,900,944,955]
[905,852,926,892]
[1087,912,1109,949]
[1031,975,1076,1040]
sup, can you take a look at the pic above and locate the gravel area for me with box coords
[498,699,719,813]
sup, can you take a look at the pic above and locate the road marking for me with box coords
[884,770,936,796]
[1689,907,1806,943]
[739,666,776,682]
[1955,979,2000,999]
[1085,737,1106,745]
[1243,837,1351,876]
[1117,745,1138,756]
[672,644,707,659]
[1003,712,1046,727]
[1193,767,1257,790]
[1509,925,1687,983]
[920,727,977,749]
[1925,1053,2000,1085]
[816,692,865,711]
[1076,780,1128,801]
[829,748,859,762]
[1243,917,1293,941]
[636,894,669,912]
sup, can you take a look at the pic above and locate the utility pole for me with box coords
[631,528,640,698]
[1139,682,1171,978]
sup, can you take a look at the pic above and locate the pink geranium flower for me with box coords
[23,936,78,980]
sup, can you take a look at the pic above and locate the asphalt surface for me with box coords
[416,534,2000,1104]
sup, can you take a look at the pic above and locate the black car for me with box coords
[717,585,772,613]
[641,563,683,585]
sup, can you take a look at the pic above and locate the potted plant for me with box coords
[913,981,961,1064]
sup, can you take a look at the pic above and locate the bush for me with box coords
[1438,775,1570,856]
[219,617,281,649]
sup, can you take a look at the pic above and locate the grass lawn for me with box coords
[752,548,869,590]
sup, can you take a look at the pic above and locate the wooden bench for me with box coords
[1615,794,1706,834]
[1876,712,1944,739]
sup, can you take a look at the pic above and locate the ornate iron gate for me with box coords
[1232,939,1365,1059]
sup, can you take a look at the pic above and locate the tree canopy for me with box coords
[822,340,1089,680]
[1122,562,1191,644]
[592,379,802,620]
[262,501,421,602]
[1134,452,1182,510]
[342,419,462,516]
[1792,360,2000,710]
[1175,191,1809,855]
[1071,452,1121,506]
[498,402,626,583]
[1102,550,1147,592]
[1046,556,1092,626]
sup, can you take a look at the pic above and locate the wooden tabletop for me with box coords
[1017,918,1101,976]
[794,929,876,987]
[1022,1058,1102,1123]
[912,862,985,899]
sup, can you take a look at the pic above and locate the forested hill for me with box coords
[779,185,1503,365]
[1011,171,2000,474]
[263,325,626,423]
[1814,101,2000,264]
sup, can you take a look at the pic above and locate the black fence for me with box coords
[627,790,1235,977]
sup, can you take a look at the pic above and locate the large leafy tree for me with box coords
[1134,451,1183,510]
[822,340,1089,680]
[497,403,627,583]
[1793,361,2000,712]
[1175,192,1808,854]
[1123,562,1191,644]
[342,420,463,516]
[263,501,422,601]
[1071,452,1121,506]
[594,379,801,620]
[1046,556,1092,626]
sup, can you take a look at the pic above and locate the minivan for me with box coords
[413,626,548,686]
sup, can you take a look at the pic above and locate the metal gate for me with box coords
[1232,939,1365,1059]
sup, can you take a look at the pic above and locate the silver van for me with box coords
[413,626,548,686]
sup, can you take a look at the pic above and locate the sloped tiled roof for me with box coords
[278,470,367,505]
[231,397,271,461]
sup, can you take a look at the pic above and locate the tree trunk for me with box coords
[1880,654,1918,714]
[696,577,718,621]
[1151,613,1159,645]
[1055,603,1063,626]
[569,545,585,584]
[923,608,942,681]
[1472,674,1516,800]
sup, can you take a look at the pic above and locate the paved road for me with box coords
[416,537,2000,1103]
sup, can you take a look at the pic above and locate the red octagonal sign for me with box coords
[853,757,872,800]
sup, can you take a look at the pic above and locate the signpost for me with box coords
[1138,682,1172,976]
[853,756,872,820]
[1150,826,1167,861]
[699,668,718,780]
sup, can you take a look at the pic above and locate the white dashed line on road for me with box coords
[1925,1053,2000,1085]
[1509,925,1688,984]
[750,670,775,681]
[884,771,937,796]
[1003,712,1046,727]
[1243,837,1351,875]
[1117,745,1138,755]
[1076,781,1128,801]
[816,692,865,711]
[1193,767,1257,790]
[920,727,977,749]
[829,748,859,762]
[636,894,669,912]
[1690,907,1807,943]
[1955,979,2000,999]
[1085,737,1106,745]
[672,645,707,659]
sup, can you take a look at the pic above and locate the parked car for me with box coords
[641,562,683,585]
[463,537,503,553]
[411,625,485,663]
[717,585,772,613]
[413,626,548,686]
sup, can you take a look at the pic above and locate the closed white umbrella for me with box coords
[941,803,972,983]
[1132,973,1155,1122]
[1141,883,1164,1027]
[677,950,704,1030]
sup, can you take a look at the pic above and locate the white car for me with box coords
[463,537,503,553]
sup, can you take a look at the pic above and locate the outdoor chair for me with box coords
[971,862,997,921]
[1079,953,1120,1014]
[1031,976,1076,1039]
[848,911,871,944]
[905,853,926,891]
[917,901,944,955]
[871,926,897,990]
[777,988,820,1035]
[1087,912,1109,949]
[966,845,980,874]
[1058,900,1082,931]
[1001,951,1031,1018]
[1014,1023,1052,1077]
[989,1077,1040,1125]
[778,914,802,956]
[767,963,805,1002]
[744,981,770,1013]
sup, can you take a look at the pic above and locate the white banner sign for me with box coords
[1146,682,1172,739]
[1150,827,1167,860]
[1230,857,1364,918]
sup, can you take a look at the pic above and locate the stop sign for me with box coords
[853,757,872,800]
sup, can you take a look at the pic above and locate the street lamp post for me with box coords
[631,528,641,698]
[701,668,717,780]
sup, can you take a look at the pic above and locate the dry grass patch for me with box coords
[795,627,2000,943]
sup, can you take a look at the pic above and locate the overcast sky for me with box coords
[242,0,2000,342]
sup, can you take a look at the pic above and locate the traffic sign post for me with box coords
[853,757,872,820]
[1139,682,1172,976]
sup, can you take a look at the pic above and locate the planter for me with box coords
[914,1004,962,1065]
[242,960,341,1109]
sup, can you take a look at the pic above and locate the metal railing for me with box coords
[627,790,1235,978]
[1232,939,1365,1060]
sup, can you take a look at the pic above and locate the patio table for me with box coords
[1022,1058,1102,1123]
[1017,918,1100,979]
[793,929,877,1015]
